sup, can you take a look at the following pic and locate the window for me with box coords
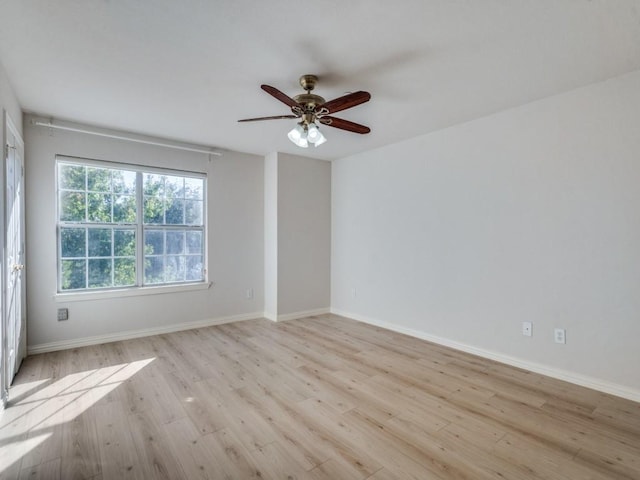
[57,158,206,292]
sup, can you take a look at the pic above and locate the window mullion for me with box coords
[111,228,115,287]
[136,171,144,287]
[84,166,89,224]
[85,227,89,289]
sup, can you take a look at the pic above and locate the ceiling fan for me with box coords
[238,74,371,148]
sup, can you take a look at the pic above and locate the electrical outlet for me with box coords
[554,328,566,344]
[522,321,532,337]
[246,288,253,299]
[351,287,357,298]
[57,308,69,321]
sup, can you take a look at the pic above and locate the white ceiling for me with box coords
[1,1,639,160]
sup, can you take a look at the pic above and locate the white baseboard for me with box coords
[263,312,277,322]
[27,311,264,355]
[331,308,640,403]
[264,307,331,322]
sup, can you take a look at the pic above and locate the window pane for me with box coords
[59,164,86,190]
[144,256,164,284]
[61,228,86,257]
[185,200,203,225]
[114,258,136,286]
[165,175,185,198]
[185,178,203,200]
[88,258,112,288]
[60,191,86,221]
[186,256,204,281]
[165,198,185,224]
[61,259,86,290]
[114,229,136,256]
[144,196,164,224]
[186,231,202,254]
[144,230,164,255]
[88,228,112,257]
[113,170,136,194]
[113,195,136,223]
[165,256,185,282]
[87,167,112,192]
[166,231,184,254]
[143,174,165,196]
[88,193,113,222]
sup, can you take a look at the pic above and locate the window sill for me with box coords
[54,281,213,303]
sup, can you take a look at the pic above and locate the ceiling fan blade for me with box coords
[261,84,300,108]
[319,116,371,134]
[238,115,299,122]
[318,91,371,114]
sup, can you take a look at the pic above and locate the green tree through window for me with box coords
[57,159,206,291]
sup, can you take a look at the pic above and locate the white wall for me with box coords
[0,61,22,138]
[263,152,331,320]
[276,153,331,317]
[332,70,640,397]
[24,116,264,349]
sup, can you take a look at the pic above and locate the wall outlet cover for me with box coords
[554,328,566,344]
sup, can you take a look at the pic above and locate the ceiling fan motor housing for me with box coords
[295,74,326,120]
[293,93,326,110]
[299,74,318,91]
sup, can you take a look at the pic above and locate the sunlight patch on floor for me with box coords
[0,357,155,472]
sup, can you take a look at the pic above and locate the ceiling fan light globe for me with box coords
[312,131,327,146]
[288,123,310,148]
[307,123,321,142]
[287,124,304,142]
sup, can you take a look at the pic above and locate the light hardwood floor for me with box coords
[1,314,639,479]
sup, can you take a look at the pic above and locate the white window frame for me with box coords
[55,155,208,296]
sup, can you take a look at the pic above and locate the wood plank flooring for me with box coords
[1,314,639,479]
